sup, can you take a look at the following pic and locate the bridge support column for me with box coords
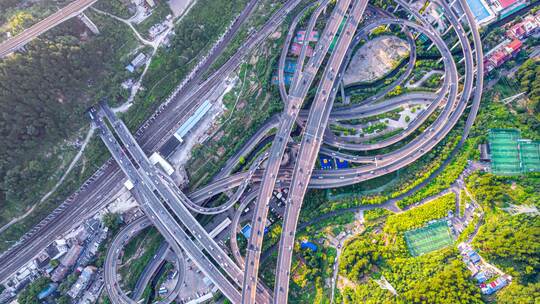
[340,81,348,104]
[78,13,100,35]
[443,24,454,36]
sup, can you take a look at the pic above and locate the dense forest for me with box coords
[0,12,136,224]
[516,58,540,114]
[467,172,540,302]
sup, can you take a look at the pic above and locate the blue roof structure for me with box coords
[335,158,349,169]
[475,272,487,283]
[319,156,334,170]
[469,251,481,264]
[175,100,212,141]
[300,241,318,252]
[241,224,252,239]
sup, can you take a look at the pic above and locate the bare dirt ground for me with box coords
[343,35,409,85]
[168,0,193,17]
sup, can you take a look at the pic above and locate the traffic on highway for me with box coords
[0,0,486,303]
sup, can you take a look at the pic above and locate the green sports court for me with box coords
[519,140,540,173]
[488,129,540,175]
[489,129,521,175]
[404,220,454,257]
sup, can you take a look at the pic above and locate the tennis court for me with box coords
[489,129,521,175]
[404,221,454,257]
[519,140,540,173]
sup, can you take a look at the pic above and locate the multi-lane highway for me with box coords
[0,0,302,283]
[96,103,272,303]
[104,217,183,304]
[0,0,485,302]
[115,0,483,301]
[0,0,97,58]
[90,107,249,303]
[241,1,353,302]
[274,1,368,301]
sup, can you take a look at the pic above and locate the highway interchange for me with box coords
[0,0,484,303]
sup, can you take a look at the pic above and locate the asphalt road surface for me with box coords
[0,0,97,57]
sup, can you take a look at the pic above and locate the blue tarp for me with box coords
[301,241,318,252]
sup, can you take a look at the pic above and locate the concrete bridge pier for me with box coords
[78,13,100,35]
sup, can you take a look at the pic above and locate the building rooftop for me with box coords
[498,0,518,8]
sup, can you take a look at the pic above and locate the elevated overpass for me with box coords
[0,0,97,58]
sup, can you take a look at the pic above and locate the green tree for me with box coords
[403,260,483,303]
[497,282,540,304]
[102,212,121,234]
[57,295,71,304]
[17,277,50,304]
[339,237,381,281]
[473,215,540,281]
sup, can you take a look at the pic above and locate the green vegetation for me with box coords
[364,208,391,222]
[118,227,164,291]
[341,108,402,125]
[516,58,540,115]
[186,29,284,188]
[464,170,540,303]
[121,226,152,264]
[385,193,455,234]
[93,0,134,19]
[103,212,122,234]
[124,0,249,130]
[339,237,381,282]
[422,73,442,89]
[0,12,138,251]
[17,277,51,304]
[496,281,540,304]
[289,245,337,303]
[396,138,470,208]
[0,0,249,252]
[330,124,357,136]
[58,272,79,294]
[362,121,388,134]
[474,215,539,280]
[0,0,72,36]
[337,235,481,303]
